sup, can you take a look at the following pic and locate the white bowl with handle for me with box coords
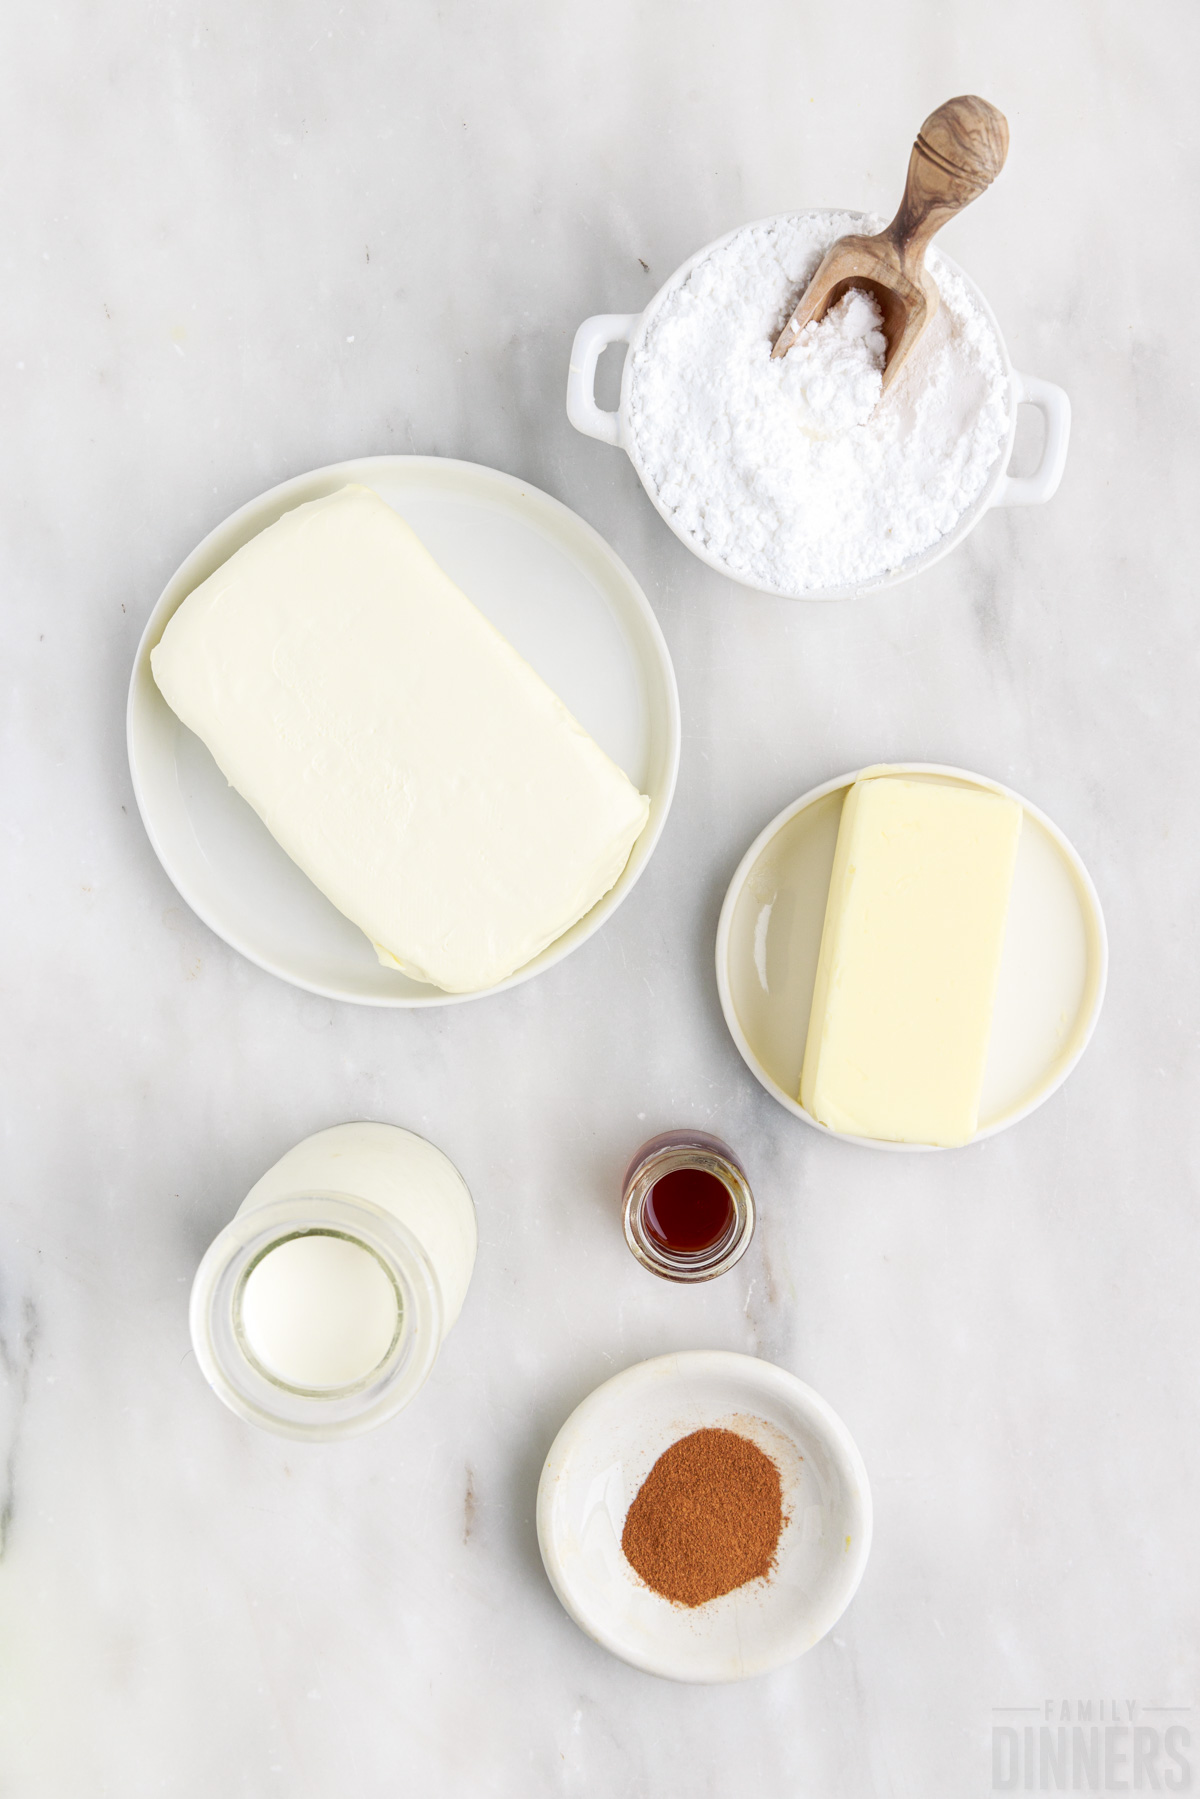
[567,212,1070,601]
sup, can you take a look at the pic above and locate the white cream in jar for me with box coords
[239,1234,401,1389]
[190,1122,477,1439]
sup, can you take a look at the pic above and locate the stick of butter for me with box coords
[799,775,1021,1146]
[151,485,650,992]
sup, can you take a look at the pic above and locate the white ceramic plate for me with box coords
[127,457,680,1006]
[716,765,1107,1149]
[537,1351,871,1683]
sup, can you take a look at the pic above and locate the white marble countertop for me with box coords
[3,2,1199,1793]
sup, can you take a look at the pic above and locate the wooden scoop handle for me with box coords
[886,95,1009,273]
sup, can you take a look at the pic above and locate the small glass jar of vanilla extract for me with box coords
[621,1129,754,1283]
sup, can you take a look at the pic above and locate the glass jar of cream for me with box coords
[190,1122,476,1441]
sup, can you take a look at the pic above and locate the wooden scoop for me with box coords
[771,96,1009,393]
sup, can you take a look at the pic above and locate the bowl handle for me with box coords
[566,314,640,446]
[991,372,1071,506]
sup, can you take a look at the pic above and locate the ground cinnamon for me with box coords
[621,1427,784,1607]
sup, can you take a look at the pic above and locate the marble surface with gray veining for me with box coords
[3,2,1199,1793]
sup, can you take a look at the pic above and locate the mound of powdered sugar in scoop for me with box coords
[626,212,1010,595]
[781,285,887,436]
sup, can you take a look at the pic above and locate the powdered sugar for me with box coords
[779,286,886,437]
[626,213,1010,595]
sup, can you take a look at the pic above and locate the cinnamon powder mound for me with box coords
[621,1427,784,1607]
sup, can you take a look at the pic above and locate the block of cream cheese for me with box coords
[799,775,1022,1146]
[151,485,651,992]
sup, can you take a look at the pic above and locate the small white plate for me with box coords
[127,457,680,1006]
[715,765,1108,1149]
[536,1351,871,1682]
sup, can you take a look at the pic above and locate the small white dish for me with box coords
[715,764,1108,1149]
[536,1351,871,1683]
[567,211,1071,601]
[127,456,680,1006]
